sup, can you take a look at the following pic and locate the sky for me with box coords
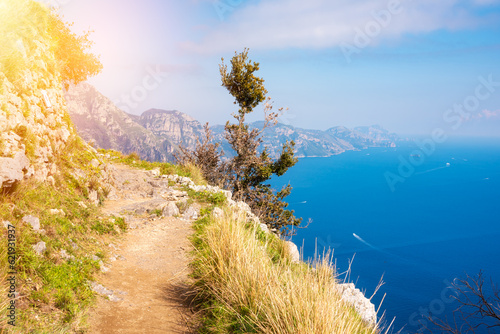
[45,0,500,136]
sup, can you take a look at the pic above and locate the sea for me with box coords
[270,137,500,333]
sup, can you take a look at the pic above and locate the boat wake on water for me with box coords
[352,233,403,259]
[415,163,451,175]
[353,233,382,251]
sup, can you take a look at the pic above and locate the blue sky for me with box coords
[51,0,500,136]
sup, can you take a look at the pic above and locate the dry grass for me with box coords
[181,162,207,186]
[191,209,381,334]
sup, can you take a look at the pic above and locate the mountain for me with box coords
[65,84,203,162]
[133,109,204,149]
[212,121,398,159]
[65,83,398,162]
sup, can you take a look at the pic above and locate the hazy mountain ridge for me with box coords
[65,83,398,162]
[66,84,175,162]
[212,122,398,159]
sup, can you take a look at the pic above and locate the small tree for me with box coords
[48,11,103,89]
[221,49,302,234]
[177,49,302,234]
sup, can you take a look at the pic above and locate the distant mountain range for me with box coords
[65,83,399,162]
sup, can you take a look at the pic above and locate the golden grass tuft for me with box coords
[191,209,381,334]
[181,162,207,186]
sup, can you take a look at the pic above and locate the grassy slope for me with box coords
[0,143,205,333]
[0,138,118,333]
[191,208,379,334]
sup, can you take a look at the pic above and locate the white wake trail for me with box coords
[353,233,379,250]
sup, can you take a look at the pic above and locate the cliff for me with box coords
[65,84,204,162]
[65,83,172,162]
[0,1,379,332]
[0,11,75,188]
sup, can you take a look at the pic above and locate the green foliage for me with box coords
[0,0,102,89]
[220,48,268,113]
[0,175,119,332]
[176,124,225,187]
[180,49,301,235]
[187,188,226,206]
[98,148,201,181]
[152,208,163,217]
[220,49,302,235]
[48,12,103,89]
[0,133,127,331]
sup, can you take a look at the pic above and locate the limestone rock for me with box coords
[259,223,269,234]
[212,207,224,219]
[60,249,73,260]
[33,241,46,255]
[90,159,100,168]
[0,151,30,188]
[2,221,13,229]
[49,209,65,216]
[184,203,201,220]
[89,189,99,206]
[285,241,300,263]
[161,201,180,217]
[23,215,40,231]
[336,283,377,326]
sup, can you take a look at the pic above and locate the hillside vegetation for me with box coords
[191,208,380,333]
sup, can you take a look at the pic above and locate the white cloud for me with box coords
[183,0,494,54]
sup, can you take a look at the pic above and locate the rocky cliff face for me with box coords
[65,85,204,162]
[135,109,204,149]
[65,83,172,162]
[0,61,73,188]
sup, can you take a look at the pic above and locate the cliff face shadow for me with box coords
[160,281,199,334]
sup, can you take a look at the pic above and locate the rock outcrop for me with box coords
[0,59,75,189]
[336,283,377,326]
[135,109,204,149]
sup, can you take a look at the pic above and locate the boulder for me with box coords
[285,241,300,263]
[184,203,201,220]
[0,151,30,188]
[161,201,180,217]
[23,215,40,231]
[33,241,46,255]
[336,283,377,326]
[212,207,224,219]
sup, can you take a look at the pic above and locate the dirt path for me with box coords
[86,164,196,333]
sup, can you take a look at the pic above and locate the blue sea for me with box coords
[271,137,500,333]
